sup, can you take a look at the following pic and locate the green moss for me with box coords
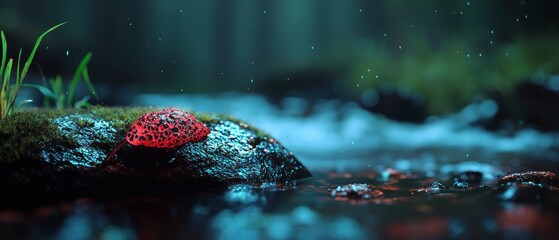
[0,106,270,164]
[0,108,67,163]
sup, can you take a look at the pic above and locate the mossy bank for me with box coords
[0,107,310,200]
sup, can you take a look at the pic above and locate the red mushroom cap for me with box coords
[126,108,210,148]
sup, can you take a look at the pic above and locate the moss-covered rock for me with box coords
[0,107,311,199]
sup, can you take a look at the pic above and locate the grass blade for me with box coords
[20,22,67,85]
[20,83,56,99]
[74,95,91,109]
[7,49,24,112]
[81,66,98,100]
[0,31,6,80]
[50,76,64,109]
[1,59,13,117]
[66,52,92,107]
[15,99,33,109]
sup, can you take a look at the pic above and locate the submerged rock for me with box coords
[330,183,384,203]
[497,171,558,188]
[410,182,448,195]
[0,108,311,200]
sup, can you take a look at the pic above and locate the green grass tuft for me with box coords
[0,22,67,120]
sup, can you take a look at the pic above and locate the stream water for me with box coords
[1,94,559,239]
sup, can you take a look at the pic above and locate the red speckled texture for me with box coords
[126,108,210,148]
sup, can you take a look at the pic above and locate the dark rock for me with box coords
[360,87,428,123]
[0,109,311,201]
[469,87,508,131]
[452,181,470,189]
[452,171,483,186]
[410,182,448,194]
[497,171,558,187]
[513,78,559,131]
[330,183,383,201]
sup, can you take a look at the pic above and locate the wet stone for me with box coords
[48,114,118,168]
[411,182,448,195]
[330,183,384,201]
[498,171,558,188]
[0,111,311,199]
[177,120,310,183]
[452,181,470,189]
[452,171,483,186]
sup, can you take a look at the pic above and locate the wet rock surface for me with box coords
[330,183,384,202]
[0,109,311,200]
[498,171,558,187]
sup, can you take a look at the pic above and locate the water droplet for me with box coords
[383,33,387,37]
[65,50,69,56]
[359,9,362,12]
[310,46,315,50]
[467,54,470,58]
[250,79,254,83]
[516,18,519,22]
[490,30,494,34]
[46,46,49,50]
[489,40,494,44]
[398,45,402,50]
[360,75,364,79]
[263,10,267,14]
[367,68,371,72]
[179,9,183,13]
[161,70,164,73]
[375,75,379,79]
[180,88,184,92]
[466,2,470,6]
[434,9,438,13]
[479,53,482,57]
